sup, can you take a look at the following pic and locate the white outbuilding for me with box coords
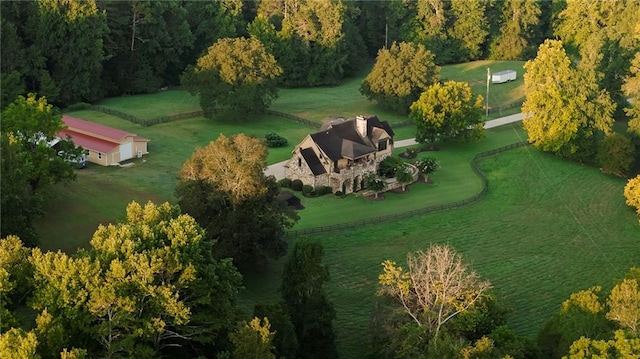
[491,70,517,84]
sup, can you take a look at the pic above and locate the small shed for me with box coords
[492,70,517,84]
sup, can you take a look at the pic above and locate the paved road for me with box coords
[264,112,525,180]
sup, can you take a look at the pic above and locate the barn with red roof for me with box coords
[59,115,149,166]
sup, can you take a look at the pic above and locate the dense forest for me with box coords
[2,0,640,358]
[1,0,559,109]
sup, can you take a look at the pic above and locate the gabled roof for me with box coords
[308,115,393,161]
[58,129,119,153]
[59,116,149,153]
[300,148,326,175]
[62,115,147,143]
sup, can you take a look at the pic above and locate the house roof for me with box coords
[300,148,326,175]
[59,116,149,153]
[62,115,147,142]
[309,115,393,161]
[58,129,119,153]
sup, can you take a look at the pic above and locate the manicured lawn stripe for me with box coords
[238,148,639,358]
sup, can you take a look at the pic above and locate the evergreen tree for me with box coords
[281,239,338,359]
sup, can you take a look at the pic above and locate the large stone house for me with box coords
[284,115,394,194]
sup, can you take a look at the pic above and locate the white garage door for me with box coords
[120,142,133,161]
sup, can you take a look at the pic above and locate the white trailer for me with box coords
[491,70,517,84]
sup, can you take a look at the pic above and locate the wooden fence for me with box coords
[284,141,528,238]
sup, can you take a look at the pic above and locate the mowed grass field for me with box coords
[239,147,640,358]
[31,59,635,358]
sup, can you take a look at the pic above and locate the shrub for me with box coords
[291,179,303,191]
[66,102,91,111]
[265,133,288,148]
[335,190,344,197]
[302,184,314,196]
[596,133,634,176]
[315,186,332,196]
[378,156,405,178]
[278,178,292,188]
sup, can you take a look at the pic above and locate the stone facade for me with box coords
[284,115,395,194]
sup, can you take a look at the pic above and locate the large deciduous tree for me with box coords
[249,0,360,87]
[522,40,615,160]
[447,0,488,61]
[27,201,242,357]
[555,0,640,118]
[184,0,243,61]
[538,267,640,358]
[360,41,440,114]
[0,236,34,332]
[281,239,338,359]
[410,81,484,148]
[378,244,491,340]
[181,37,282,117]
[177,134,297,268]
[489,0,542,60]
[1,94,81,246]
[623,52,640,137]
[624,175,640,223]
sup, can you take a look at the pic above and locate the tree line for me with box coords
[1,0,564,110]
[4,228,639,358]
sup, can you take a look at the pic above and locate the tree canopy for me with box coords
[181,37,282,117]
[177,134,298,268]
[489,0,542,60]
[378,244,492,340]
[522,39,615,160]
[624,175,640,223]
[1,94,81,246]
[360,41,440,113]
[410,81,485,147]
[538,267,640,358]
[624,53,640,136]
[281,239,338,359]
[8,201,242,357]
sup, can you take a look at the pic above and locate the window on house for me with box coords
[298,157,302,167]
[97,152,103,160]
[378,139,387,151]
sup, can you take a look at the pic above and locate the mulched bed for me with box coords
[277,191,305,210]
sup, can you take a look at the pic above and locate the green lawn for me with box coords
[271,60,526,126]
[35,59,626,359]
[291,123,527,230]
[95,88,201,119]
[238,146,640,358]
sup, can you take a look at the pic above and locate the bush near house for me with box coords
[265,133,288,148]
[378,156,405,178]
[278,178,292,188]
[291,179,304,191]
